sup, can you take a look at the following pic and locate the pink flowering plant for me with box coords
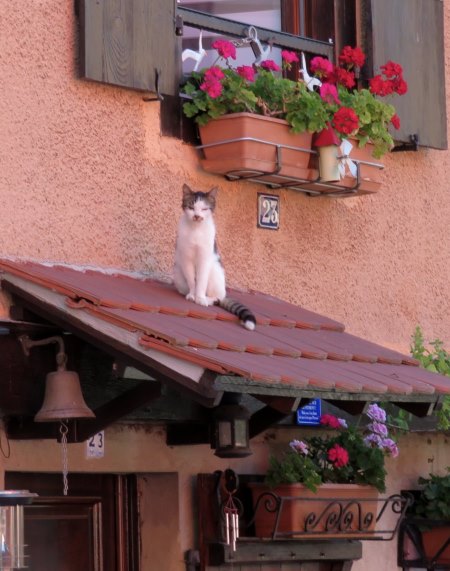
[265,404,399,493]
[182,40,329,134]
[310,46,408,157]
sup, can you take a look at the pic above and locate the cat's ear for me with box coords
[182,183,193,197]
[208,186,219,199]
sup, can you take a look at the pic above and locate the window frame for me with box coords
[163,4,336,139]
[177,5,334,60]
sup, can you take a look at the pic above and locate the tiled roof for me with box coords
[1,260,449,402]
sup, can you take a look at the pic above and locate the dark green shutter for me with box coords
[366,0,447,150]
[79,0,179,97]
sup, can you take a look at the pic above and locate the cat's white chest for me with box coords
[176,218,215,257]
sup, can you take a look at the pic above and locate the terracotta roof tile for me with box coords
[0,260,449,400]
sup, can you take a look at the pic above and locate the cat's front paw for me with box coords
[186,292,195,302]
[195,295,213,307]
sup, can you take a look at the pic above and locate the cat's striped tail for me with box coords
[216,297,256,331]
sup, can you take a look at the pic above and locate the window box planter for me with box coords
[248,482,379,539]
[197,112,315,183]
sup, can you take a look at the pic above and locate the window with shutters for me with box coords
[78,0,447,150]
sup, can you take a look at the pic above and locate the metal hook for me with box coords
[245,26,272,64]
[245,26,258,42]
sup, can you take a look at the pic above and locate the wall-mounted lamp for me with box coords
[0,490,37,570]
[213,395,252,458]
[19,335,94,422]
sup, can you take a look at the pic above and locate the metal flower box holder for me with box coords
[197,135,384,198]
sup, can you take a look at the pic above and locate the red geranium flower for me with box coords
[339,46,366,68]
[390,113,401,129]
[369,75,394,97]
[332,107,359,135]
[329,67,355,89]
[327,443,349,468]
[380,60,403,79]
[320,414,341,430]
[392,76,408,95]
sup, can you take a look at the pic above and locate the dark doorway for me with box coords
[5,472,139,571]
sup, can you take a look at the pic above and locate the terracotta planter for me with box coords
[248,482,379,539]
[422,525,450,564]
[197,112,315,182]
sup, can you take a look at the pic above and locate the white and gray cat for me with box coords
[173,184,256,330]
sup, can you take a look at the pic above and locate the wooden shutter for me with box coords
[78,0,179,97]
[365,0,447,150]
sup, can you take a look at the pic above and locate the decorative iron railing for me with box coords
[245,489,412,541]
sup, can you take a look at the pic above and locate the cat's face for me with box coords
[182,184,218,223]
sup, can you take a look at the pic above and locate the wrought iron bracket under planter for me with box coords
[196,137,384,199]
[228,487,413,542]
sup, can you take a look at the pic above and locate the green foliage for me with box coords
[337,87,395,158]
[182,68,329,133]
[411,326,450,430]
[265,452,322,492]
[413,469,450,520]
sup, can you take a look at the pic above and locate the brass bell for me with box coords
[19,335,95,422]
[35,368,95,422]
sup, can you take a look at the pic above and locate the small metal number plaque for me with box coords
[257,193,279,230]
[86,430,105,459]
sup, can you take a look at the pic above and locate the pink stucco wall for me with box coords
[1,1,449,351]
[1,3,450,571]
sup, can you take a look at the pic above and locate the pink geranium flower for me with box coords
[320,83,340,104]
[310,56,333,77]
[281,50,299,64]
[212,39,236,60]
[236,65,255,82]
[199,67,224,98]
[260,59,280,72]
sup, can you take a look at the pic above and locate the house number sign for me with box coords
[86,430,105,459]
[257,193,279,230]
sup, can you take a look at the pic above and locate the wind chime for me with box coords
[219,469,242,552]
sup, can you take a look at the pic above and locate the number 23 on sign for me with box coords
[86,431,105,458]
[257,193,279,230]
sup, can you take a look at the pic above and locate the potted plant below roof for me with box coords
[402,470,450,566]
[248,404,400,539]
[182,41,329,182]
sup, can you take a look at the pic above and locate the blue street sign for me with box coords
[296,399,322,425]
